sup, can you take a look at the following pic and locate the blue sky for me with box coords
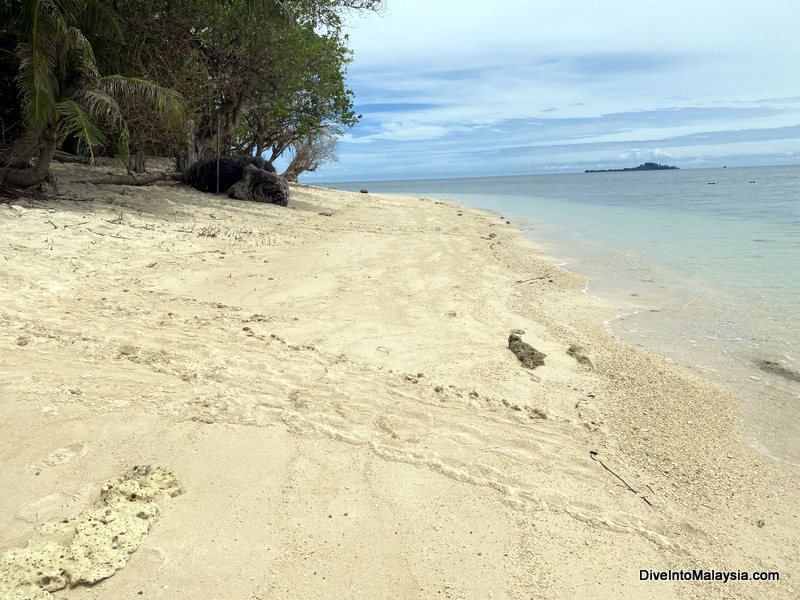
[304,0,800,181]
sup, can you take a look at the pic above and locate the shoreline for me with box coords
[1,163,798,599]
[329,177,800,470]
[519,223,800,471]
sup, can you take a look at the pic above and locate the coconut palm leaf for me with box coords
[55,97,106,161]
[15,41,58,132]
[98,75,185,121]
[15,0,81,133]
[92,75,184,160]
[71,87,121,120]
[64,24,100,82]
[78,0,123,43]
[67,86,129,159]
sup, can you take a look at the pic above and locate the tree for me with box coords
[99,0,381,169]
[286,0,385,31]
[232,24,358,161]
[0,4,23,149]
[0,0,384,189]
[0,0,183,188]
[282,130,338,182]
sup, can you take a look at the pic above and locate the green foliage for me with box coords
[1,0,382,179]
[285,0,384,31]
[1,0,183,172]
[236,22,359,158]
[99,0,380,165]
[55,98,104,157]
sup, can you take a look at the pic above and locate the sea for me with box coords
[325,165,800,469]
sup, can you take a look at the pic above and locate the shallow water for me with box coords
[326,166,800,467]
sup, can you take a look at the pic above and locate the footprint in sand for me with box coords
[17,444,90,524]
[15,490,86,524]
[41,443,87,467]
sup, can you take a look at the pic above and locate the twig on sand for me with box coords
[516,274,551,284]
[589,450,654,506]
[86,228,130,239]
[0,183,47,202]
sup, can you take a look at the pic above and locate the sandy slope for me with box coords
[1,161,797,599]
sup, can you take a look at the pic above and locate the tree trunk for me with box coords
[0,130,42,168]
[0,134,57,189]
[128,152,147,174]
[185,119,199,171]
[190,93,246,166]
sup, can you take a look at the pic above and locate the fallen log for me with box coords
[86,171,183,185]
[183,156,274,193]
[53,150,91,165]
[83,156,289,206]
[228,164,290,206]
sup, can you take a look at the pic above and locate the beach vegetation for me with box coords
[0,0,183,188]
[98,0,377,173]
[0,0,384,189]
[281,130,339,182]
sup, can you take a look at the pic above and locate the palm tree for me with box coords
[0,0,183,189]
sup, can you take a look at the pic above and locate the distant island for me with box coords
[585,162,679,173]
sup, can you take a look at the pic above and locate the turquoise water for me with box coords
[326,166,800,467]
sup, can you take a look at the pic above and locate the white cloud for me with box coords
[313,0,800,180]
[348,121,452,142]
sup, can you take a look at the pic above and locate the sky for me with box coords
[303,0,800,181]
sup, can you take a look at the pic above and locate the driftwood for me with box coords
[80,155,289,207]
[228,164,290,206]
[87,171,183,185]
[183,156,274,193]
[53,150,91,165]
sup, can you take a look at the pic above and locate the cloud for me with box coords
[347,121,453,142]
[307,0,800,180]
[355,102,443,114]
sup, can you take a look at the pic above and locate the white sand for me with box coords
[1,161,798,599]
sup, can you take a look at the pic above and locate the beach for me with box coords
[1,161,798,599]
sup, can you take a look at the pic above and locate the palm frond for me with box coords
[55,97,106,162]
[65,25,100,82]
[41,0,75,81]
[79,0,124,42]
[93,76,184,161]
[16,42,58,132]
[71,87,122,121]
[15,0,83,132]
[98,75,185,121]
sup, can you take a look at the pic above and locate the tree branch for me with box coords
[85,171,183,186]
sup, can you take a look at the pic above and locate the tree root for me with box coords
[85,171,183,186]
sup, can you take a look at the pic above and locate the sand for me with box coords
[1,160,798,599]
